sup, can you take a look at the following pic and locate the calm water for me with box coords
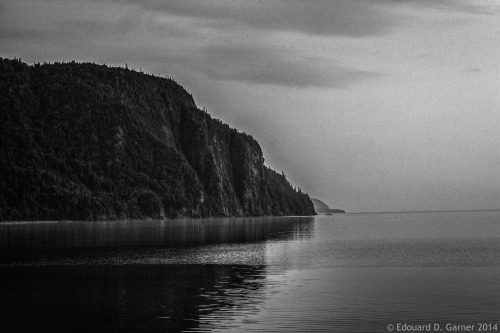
[1,211,499,332]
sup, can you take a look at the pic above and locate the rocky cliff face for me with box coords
[0,58,316,220]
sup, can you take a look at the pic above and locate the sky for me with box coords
[1,0,499,212]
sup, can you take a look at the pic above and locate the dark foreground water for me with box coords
[1,211,499,332]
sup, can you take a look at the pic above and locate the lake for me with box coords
[1,211,499,332]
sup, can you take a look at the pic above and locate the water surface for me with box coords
[1,211,499,332]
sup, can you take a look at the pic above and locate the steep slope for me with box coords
[0,58,316,220]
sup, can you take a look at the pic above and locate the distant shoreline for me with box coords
[0,215,317,224]
[2,210,499,224]
[348,209,500,215]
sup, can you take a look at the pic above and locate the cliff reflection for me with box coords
[1,217,315,265]
[0,217,315,331]
[0,264,268,333]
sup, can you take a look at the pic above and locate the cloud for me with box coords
[189,44,382,88]
[0,27,48,42]
[99,0,404,37]
[56,14,142,37]
[462,66,482,73]
[98,0,499,36]
[1,0,387,88]
[375,0,500,15]
[6,0,493,89]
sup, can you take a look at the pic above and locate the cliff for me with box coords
[0,58,316,220]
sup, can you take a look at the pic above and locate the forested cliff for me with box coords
[0,58,316,220]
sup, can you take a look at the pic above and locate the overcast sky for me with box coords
[1,0,499,212]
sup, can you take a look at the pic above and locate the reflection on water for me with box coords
[233,266,500,333]
[0,264,267,333]
[0,217,314,332]
[0,217,314,265]
[1,212,500,332]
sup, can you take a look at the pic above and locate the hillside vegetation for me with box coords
[0,58,315,220]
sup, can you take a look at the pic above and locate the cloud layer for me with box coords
[113,0,399,36]
[1,0,398,88]
[2,0,497,88]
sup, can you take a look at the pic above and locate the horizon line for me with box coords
[347,209,500,215]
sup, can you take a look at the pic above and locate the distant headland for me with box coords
[311,198,346,214]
